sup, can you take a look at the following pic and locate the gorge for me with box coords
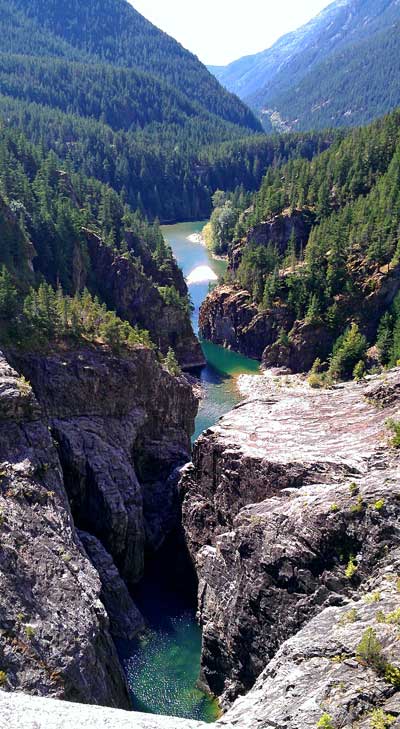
[2,340,400,728]
[0,1,400,727]
[116,223,261,722]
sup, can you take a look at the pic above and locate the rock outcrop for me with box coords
[0,344,197,706]
[261,319,335,372]
[0,352,130,707]
[10,347,197,586]
[79,532,145,640]
[199,211,315,362]
[220,547,400,728]
[83,230,205,369]
[199,284,293,359]
[229,210,314,274]
[199,206,400,370]
[181,369,400,715]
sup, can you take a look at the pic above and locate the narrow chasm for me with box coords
[24,221,261,723]
[54,417,220,722]
[117,530,220,723]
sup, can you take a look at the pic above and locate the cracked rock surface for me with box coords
[0,345,197,707]
[181,369,400,717]
[0,351,130,707]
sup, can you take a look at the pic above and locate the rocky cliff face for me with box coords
[229,211,314,274]
[1,356,400,728]
[220,545,400,728]
[199,284,294,360]
[83,230,205,369]
[11,347,197,586]
[199,207,400,370]
[181,369,400,717]
[0,344,197,706]
[0,351,130,707]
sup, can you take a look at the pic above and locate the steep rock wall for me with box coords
[229,211,314,274]
[199,285,293,360]
[11,347,197,585]
[0,352,130,707]
[181,370,400,707]
[83,230,205,369]
[0,344,197,706]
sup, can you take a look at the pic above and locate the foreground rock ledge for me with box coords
[0,692,208,729]
[181,368,400,715]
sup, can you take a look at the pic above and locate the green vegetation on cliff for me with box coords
[0,277,153,353]
[0,123,193,359]
[210,108,400,376]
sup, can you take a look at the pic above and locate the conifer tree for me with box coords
[164,347,181,377]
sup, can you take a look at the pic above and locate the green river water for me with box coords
[119,222,260,722]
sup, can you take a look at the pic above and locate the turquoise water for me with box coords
[120,222,260,722]
[119,564,220,722]
[163,222,260,439]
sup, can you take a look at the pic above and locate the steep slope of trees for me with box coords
[210,109,400,375]
[0,124,195,357]
[3,0,261,132]
[211,0,400,133]
[257,22,400,131]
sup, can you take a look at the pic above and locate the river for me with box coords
[163,221,260,439]
[119,221,260,722]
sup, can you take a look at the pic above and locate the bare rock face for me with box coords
[262,319,335,372]
[0,351,130,708]
[0,344,197,707]
[199,285,293,359]
[79,532,145,640]
[229,211,315,274]
[181,369,400,708]
[11,347,197,586]
[220,548,400,728]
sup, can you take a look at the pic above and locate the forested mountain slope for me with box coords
[264,21,400,131]
[3,0,259,130]
[0,124,204,366]
[0,0,314,221]
[200,108,400,376]
[211,0,400,132]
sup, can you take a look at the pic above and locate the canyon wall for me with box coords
[1,362,400,727]
[181,369,400,723]
[0,345,197,706]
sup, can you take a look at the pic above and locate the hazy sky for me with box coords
[130,0,332,66]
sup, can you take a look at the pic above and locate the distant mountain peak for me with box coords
[209,0,400,132]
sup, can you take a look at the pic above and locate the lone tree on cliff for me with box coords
[164,347,181,377]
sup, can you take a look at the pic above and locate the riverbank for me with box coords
[187,231,228,262]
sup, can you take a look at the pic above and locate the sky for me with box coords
[130,0,332,66]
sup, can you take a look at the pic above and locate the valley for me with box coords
[0,1,399,728]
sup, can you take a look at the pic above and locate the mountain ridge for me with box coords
[6,0,261,132]
[210,0,400,131]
